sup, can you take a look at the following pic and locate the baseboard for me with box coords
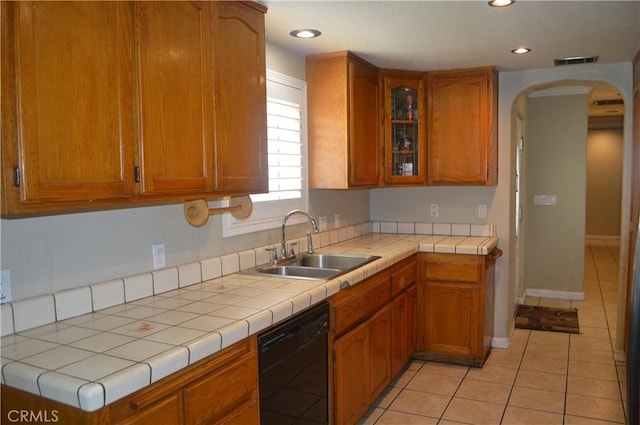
[613,348,626,362]
[491,320,516,349]
[524,288,585,301]
[491,336,511,349]
[586,234,620,241]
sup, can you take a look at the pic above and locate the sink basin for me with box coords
[256,265,341,279]
[240,252,380,281]
[288,253,379,270]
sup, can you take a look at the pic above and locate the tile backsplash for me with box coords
[0,221,495,337]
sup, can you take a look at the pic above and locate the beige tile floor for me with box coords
[359,240,627,425]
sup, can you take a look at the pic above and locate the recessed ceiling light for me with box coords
[289,29,321,39]
[511,47,531,55]
[488,0,515,7]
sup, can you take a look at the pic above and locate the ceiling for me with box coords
[263,0,640,117]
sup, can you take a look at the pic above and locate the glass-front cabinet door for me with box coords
[383,76,426,185]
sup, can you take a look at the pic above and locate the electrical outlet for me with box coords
[318,216,328,232]
[152,244,166,270]
[478,204,487,218]
[1,269,12,304]
[334,213,341,228]
[430,203,439,217]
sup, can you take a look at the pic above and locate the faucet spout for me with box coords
[280,209,320,259]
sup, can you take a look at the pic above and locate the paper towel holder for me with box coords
[183,196,253,227]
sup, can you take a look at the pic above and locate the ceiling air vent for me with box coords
[592,99,624,106]
[554,55,599,66]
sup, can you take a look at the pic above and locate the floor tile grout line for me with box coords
[439,363,476,423]
[497,329,530,424]
[564,324,573,424]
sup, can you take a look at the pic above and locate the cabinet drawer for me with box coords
[118,392,183,425]
[216,399,259,425]
[391,256,417,297]
[331,271,390,337]
[424,253,482,282]
[183,351,258,425]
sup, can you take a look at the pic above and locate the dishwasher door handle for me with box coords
[260,331,289,351]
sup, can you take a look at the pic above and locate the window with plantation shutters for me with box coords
[223,70,308,237]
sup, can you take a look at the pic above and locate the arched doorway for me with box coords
[492,64,633,352]
[513,82,624,305]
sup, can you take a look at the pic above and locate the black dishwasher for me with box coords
[258,301,329,425]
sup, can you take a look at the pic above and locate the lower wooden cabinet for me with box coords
[215,400,260,425]
[331,270,391,425]
[391,284,417,376]
[416,249,500,366]
[112,337,259,425]
[183,342,259,424]
[333,304,392,425]
[422,280,481,357]
[391,257,418,376]
[333,312,379,425]
[0,337,259,425]
[330,255,417,425]
[366,306,393,402]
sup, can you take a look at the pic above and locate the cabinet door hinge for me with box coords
[332,349,336,364]
[13,166,20,187]
[134,166,140,183]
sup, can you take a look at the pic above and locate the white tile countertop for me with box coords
[0,226,498,412]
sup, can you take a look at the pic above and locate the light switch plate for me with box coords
[533,195,557,206]
[318,216,328,232]
[478,204,487,218]
[152,244,166,270]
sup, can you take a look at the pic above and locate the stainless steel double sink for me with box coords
[241,252,381,281]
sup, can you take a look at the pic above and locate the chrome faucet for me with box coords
[280,209,320,259]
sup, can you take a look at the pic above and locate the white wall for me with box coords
[586,129,624,237]
[370,186,497,224]
[523,93,588,294]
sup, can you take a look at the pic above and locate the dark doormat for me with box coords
[515,305,580,334]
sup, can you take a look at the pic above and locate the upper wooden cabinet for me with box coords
[305,52,499,189]
[1,1,267,216]
[211,1,268,193]
[381,71,427,185]
[306,51,381,188]
[1,1,136,214]
[136,1,215,197]
[427,67,498,185]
